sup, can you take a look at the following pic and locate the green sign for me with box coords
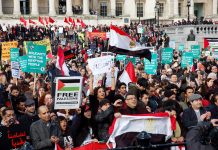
[181,52,194,68]
[10,48,19,61]
[161,48,173,64]
[116,54,126,61]
[26,45,46,74]
[125,56,136,66]
[191,45,200,59]
[144,53,157,75]
[178,44,184,51]
[18,55,28,72]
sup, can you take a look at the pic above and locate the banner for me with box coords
[88,56,114,75]
[11,61,20,79]
[86,32,107,40]
[191,45,200,59]
[144,53,157,75]
[181,52,194,68]
[64,49,75,60]
[55,77,83,110]
[18,56,28,72]
[0,124,27,150]
[10,48,19,61]
[204,38,218,48]
[26,45,46,74]
[161,48,173,64]
[116,54,126,61]
[1,41,18,61]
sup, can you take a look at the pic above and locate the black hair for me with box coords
[118,82,127,89]
[137,78,148,89]
[2,107,14,117]
[166,84,178,90]
[10,85,19,92]
[94,86,105,97]
[185,86,194,93]
[211,93,218,104]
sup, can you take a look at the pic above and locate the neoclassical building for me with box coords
[0,0,218,22]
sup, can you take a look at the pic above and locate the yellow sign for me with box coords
[1,41,18,61]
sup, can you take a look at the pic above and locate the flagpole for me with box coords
[33,73,37,97]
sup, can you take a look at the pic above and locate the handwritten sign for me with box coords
[181,52,194,68]
[161,48,173,64]
[10,48,19,61]
[1,41,18,61]
[0,124,27,150]
[88,56,114,75]
[144,53,157,75]
[26,44,46,74]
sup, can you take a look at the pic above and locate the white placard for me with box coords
[54,77,83,110]
[11,61,20,79]
[88,56,114,75]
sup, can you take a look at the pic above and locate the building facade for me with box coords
[0,0,218,22]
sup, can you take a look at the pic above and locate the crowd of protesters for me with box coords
[0,22,218,150]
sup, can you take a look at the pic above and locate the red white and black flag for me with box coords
[109,25,151,61]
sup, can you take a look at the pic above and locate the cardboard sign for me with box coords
[161,48,173,64]
[88,56,114,75]
[144,53,157,75]
[1,41,18,61]
[191,45,201,59]
[26,44,46,74]
[86,32,107,40]
[55,77,83,109]
[181,52,194,68]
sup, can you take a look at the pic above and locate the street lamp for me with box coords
[154,6,157,25]
[156,0,160,27]
[187,0,191,22]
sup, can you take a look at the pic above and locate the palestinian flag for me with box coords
[57,78,81,92]
[109,25,151,61]
[204,38,218,48]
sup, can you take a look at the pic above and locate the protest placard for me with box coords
[161,48,173,64]
[18,56,28,72]
[1,41,18,61]
[26,44,46,74]
[24,39,52,53]
[101,52,114,57]
[169,41,176,49]
[181,52,194,68]
[55,77,83,109]
[116,54,126,61]
[144,53,157,75]
[178,43,185,52]
[86,32,107,40]
[10,48,19,61]
[191,45,201,59]
[11,61,20,79]
[88,56,114,75]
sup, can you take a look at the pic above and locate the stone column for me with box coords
[213,0,218,16]
[83,0,90,15]
[49,0,56,16]
[31,0,39,16]
[174,0,178,17]
[190,0,194,16]
[111,0,116,16]
[66,0,73,16]
[0,0,3,16]
[13,0,21,15]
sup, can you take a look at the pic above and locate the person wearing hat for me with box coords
[19,99,39,138]
[95,99,114,142]
[182,94,211,130]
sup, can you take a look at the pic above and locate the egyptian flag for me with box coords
[119,61,137,88]
[49,17,55,24]
[38,16,44,25]
[20,17,27,26]
[80,19,86,28]
[29,18,36,25]
[69,17,75,26]
[110,25,151,60]
[77,18,81,23]
[56,47,70,76]
[108,113,174,148]
[44,17,49,25]
[64,17,70,25]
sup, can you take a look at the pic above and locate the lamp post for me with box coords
[156,0,160,27]
[154,6,157,25]
[187,0,191,22]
